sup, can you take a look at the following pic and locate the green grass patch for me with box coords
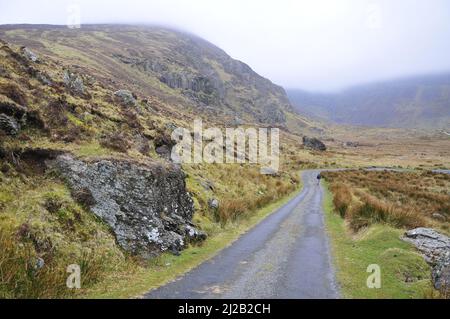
[322,181,432,299]
[82,181,303,299]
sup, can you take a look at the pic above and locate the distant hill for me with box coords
[287,73,450,129]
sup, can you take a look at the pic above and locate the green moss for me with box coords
[71,141,114,158]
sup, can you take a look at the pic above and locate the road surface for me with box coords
[145,170,339,299]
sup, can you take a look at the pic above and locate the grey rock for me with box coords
[0,114,20,135]
[403,228,450,264]
[114,90,137,107]
[34,257,45,270]
[183,224,207,243]
[432,252,450,291]
[21,47,39,63]
[48,154,205,259]
[208,198,220,210]
[260,167,280,176]
[303,136,327,151]
[403,228,450,291]
[36,72,53,86]
[63,70,85,95]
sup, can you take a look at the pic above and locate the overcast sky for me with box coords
[1,0,450,91]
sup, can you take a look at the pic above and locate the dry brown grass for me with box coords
[186,162,300,227]
[100,132,130,153]
[330,183,352,218]
[323,170,450,232]
[215,175,296,225]
[0,82,28,106]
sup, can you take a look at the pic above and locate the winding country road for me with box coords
[145,170,339,299]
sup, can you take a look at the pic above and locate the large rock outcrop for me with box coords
[403,228,450,291]
[48,154,206,259]
[104,26,291,125]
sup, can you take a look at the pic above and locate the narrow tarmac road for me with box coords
[145,170,339,299]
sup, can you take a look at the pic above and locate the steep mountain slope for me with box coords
[288,73,450,129]
[0,25,313,297]
[0,24,293,126]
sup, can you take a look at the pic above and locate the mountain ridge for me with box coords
[0,24,295,127]
[287,72,450,129]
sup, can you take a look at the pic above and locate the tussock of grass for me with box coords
[322,170,450,233]
[330,183,352,218]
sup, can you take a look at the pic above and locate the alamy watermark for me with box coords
[66,264,81,289]
[67,3,81,29]
[171,119,279,175]
[367,264,381,289]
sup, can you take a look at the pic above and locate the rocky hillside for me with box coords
[0,25,310,298]
[0,25,295,126]
[288,73,450,129]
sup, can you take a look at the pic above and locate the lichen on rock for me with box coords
[48,154,206,259]
[114,90,137,107]
[63,70,85,95]
[403,228,450,291]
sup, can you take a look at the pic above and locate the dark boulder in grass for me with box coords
[433,252,450,291]
[303,136,327,151]
[48,154,206,259]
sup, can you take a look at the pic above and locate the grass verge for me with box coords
[82,179,303,299]
[322,181,432,299]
